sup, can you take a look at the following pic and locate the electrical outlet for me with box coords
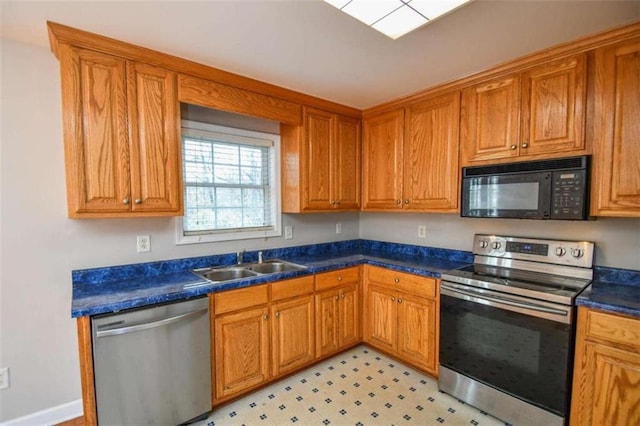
[418,225,427,239]
[137,235,151,253]
[0,367,9,390]
[336,223,342,234]
[284,226,293,240]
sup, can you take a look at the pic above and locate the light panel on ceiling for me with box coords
[324,0,473,40]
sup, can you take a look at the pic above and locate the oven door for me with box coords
[461,171,551,218]
[439,282,573,417]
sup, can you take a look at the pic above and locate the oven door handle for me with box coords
[441,283,570,324]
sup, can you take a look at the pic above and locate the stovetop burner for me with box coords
[440,234,594,306]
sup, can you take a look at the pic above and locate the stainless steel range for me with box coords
[439,234,594,426]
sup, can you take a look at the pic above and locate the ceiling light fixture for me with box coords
[324,0,472,40]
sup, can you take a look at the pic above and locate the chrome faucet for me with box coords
[236,250,245,265]
[258,251,264,264]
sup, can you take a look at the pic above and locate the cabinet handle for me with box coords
[263,314,269,320]
[404,199,409,204]
[331,200,336,205]
[391,297,396,302]
[336,200,341,205]
[394,278,400,284]
[510,145,517,150]
[521,143,529,148]
[338,276,343,281]
[123,198,130,205]
[396,200,401,205]
[398,298,403,304]
[134,199,142,204]
[275,312,280,318]
[335,295,340,300]
[340,294,345,299]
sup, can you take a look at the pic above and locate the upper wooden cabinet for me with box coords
[590,38,640,217]
[460,54,587,165]
[58,46,182,218]
[363,92,460,212]
[282,107,361,212]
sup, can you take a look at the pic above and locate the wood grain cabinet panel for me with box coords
[282,107,361,212]
[362,109,405,210]
[271,295,315,377]
[363,265,439,376]
[364,92,460,212]
[591,38,640,216]
[58,45,182,217]
[461,54,587,165]
[570,307,640,425]
[214,306,270,403]
[315,282,360,358]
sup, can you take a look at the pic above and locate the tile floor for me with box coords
[196,345,506,426]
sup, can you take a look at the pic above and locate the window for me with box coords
[176,120,281,244]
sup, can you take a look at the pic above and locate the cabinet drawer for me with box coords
[585,308,640,348]
[315,267,360,291]
[214,284,269,315]
[366,266,437,300]
[271,275,315,301]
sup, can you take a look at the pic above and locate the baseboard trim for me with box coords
[0,399,83,426]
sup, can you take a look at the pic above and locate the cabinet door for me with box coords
[461,75,521,164]
[520,54,586,156]
[591,39,640,216]
[338,283,360,349]
[396,293,438,375]
[127,62,182,213]
[303,107,334,210]
[214,306,270,402]
[271,295,315,377]
[404,92,460,211]
[362,109,404,209]
[315,289,340,358]
[363,284,397,353]
[334,115,361,210]
[60,46,130,216]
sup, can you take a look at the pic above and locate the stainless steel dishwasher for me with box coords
[91,297,211,425]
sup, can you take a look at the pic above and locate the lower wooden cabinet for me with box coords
[363,265,439,376]
[214,306,270,401]
[570,307,640,425]
[271,294,315,376]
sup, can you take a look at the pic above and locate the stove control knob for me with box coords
[479,240,489,249]
[491,241,502,250]
[571,248,584,259]
[555,247,566,257]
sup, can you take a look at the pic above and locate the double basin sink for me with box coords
[191,259,308,285]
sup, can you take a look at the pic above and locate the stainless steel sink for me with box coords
[191,259,307,286]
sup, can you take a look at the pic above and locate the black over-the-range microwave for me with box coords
[461,155,590,220]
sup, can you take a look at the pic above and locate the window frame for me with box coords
[176,120,282,245]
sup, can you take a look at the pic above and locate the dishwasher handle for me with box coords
[96,307,208,338]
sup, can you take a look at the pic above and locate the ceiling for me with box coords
[2,1,638,109]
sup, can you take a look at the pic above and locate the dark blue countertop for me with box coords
[576,266,640,318]
[72,240,471,317]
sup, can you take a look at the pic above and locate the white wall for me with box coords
[0,39,359,422]
[360,213,640,270]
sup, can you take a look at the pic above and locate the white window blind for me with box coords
[178,121,281,242]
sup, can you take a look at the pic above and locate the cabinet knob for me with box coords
[335,295,340,300]
[398,298,403,304]
[521,143,529,148]
[275,312,280,318]
[263,314,269,320]
[123,198,130,205]
[337,276,343,281]
[331,200,336,205]
[510,145,517,150]
[340,294,345,299]
[396,200,401,205]
[134,199,142,204]
[404,199,409,204]
[391,297,396,302]
[394,278,400,284]
[336,200,341,205]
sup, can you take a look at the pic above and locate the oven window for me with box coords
[440,294,572,415]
